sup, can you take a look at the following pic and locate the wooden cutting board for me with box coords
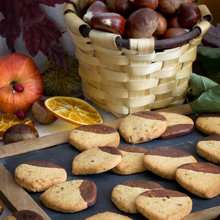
[0,103,194,159]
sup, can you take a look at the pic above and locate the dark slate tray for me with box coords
[0,114,220,220]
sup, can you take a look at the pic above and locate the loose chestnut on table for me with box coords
[83,1,110,25]
[125,8,158,38]
[90,12,126,35]
[178,2,202,29]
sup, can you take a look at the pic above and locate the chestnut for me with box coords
[178,3,202,29]
[79,0,106,14]
[125,8,158,38]
[134,0,158,10]
[83,1,110,25]
[31,100,57,124]
[115,0,135,18]
[168,14,182,28]
[157,0,181,15]
[153,12,167,38]
[160,27,188,40]
[180,0,193,4]
[90,12,126,36]
[3,124,39,144]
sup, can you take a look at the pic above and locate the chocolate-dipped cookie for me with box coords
[85,211,132,220]
[2,210,44,220]
[14,161,67,192]
[158,112,194,140]
[72,146,123,175]
[111,146,148,175]
[119,111,167,144]
[143,148,197,180]
[176,162,220,198]
[111,181,165,214]
[135,189,192,220]
[40,180,97,213]
[196,134,220,165]
[195,113,220,135]
[69,124,120,152]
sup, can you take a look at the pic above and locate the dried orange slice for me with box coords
[44,97,103,126]
[0,113,35,137]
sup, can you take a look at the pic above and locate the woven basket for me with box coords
[63,0,212,118]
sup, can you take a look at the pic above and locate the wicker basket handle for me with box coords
[63,0,212,50]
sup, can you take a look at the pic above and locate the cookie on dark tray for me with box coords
[195,113,220,135]
[119,111,167,144]
[40,180,97,213]
[158,112,194,140]
[69,124,120,152]
[14,161,67,192]
[72,146,123,175]
[85,211,133,220]
[111,145,148,175]
[135,189,192,220]
[175,162,220,198]
[2,210,44,220]
[143,148,197,180]
[196,134,220,165]
[111,181,165,214]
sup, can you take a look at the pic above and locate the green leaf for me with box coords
[189,84,220,113]
[189,73,218,97]
[197,46,220,81]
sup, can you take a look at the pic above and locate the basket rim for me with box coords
[64,1,212,50]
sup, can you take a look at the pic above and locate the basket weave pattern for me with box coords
[64,1,211,118]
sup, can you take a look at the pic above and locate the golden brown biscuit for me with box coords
[40,179,97,213]
[111,145,148,175]
[135,189,192,220]
[72,146,123,175]
[143,148,197,180]
[111,181,165,214]
[195,113,220,135]
[69,124,120,152]
[14,161,67,192]
[176,162,220,198]
[196,134,220,165]
[158,112,194,140]
[119,111,167,144]
[2,210,44,220]
[85,211,132,220]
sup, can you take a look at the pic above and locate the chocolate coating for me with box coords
[79,180,97,207]
[132,111,166,121]
[140,189,188,198]
[178,162,220,174]
[118,146,148,153]
[12,210,44,220]
[199,113,220,118]
[121,181,164,190]
[201,134,220,142]
[24,161,63,169]
[99,146,123,156]
[145,148,191,157]
[75,124,117,134]
[159,124,194,140]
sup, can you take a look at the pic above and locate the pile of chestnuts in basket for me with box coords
[78,0,202,40]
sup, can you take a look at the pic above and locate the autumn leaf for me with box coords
[0,0,71,70]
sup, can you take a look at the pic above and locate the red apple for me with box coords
[0,53,44,113]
